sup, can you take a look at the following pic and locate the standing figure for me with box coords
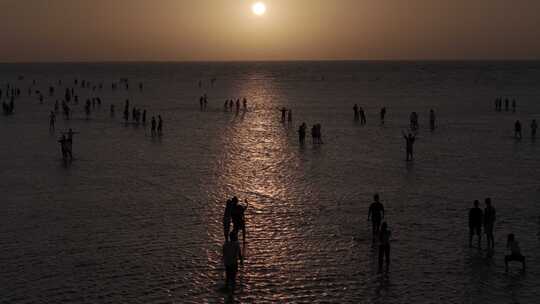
[484,198,496,249]
[353,104,359,121]
[288,109,293,123]
[511,99,516,113]
[157,115,163,136]
[49,111,56,131]
[280,107,287,122]
[231,197,248,244]
[429,109,436,131]
[368,194,385,243]
[151,116,157,136]
[223,199,233,241]
[403,132,416,161]
[514,120,522,139]
[468,200,483,248]
[298,123,306,145]
[360,107,366,125]
[243,98,247,111]
[380,107,386,124]
[531,119,537,138]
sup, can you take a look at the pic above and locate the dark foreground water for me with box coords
[1,61,540,303]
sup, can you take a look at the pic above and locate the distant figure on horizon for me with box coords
[378,222,391,273]
[360,107,366,125]
[410,112,419,130]
[484,198,496,249]
[157,115,163,136]
[288,109,293,123]
[512,99,516,113]
[531,119,537,138]
[403,132,416,161]
[505,234,525,272]
[429,109,436,131]
[280,107,287,122]
[49,111,56,131]
[514,120,522,139]
[368,193,385,243]
[505,99,509,111]
[151,116,157,136]
[223,231,243,290]
[298,123,307,145]
[380,107,386,125]
[468,200,483,248]
[353,104,359,121]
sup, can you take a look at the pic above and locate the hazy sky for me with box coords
[1,0,539,62]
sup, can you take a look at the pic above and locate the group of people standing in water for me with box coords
[468,198,525,271]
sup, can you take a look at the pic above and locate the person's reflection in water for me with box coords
[378,222,391,273]
[223,232,243,291]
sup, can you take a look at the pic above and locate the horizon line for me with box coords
[2,59,540,64]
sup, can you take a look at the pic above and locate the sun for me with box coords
[252,2,267,16]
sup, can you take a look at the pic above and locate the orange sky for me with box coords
[1,0,539,62]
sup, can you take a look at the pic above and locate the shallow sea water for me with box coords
[1,62,540,303]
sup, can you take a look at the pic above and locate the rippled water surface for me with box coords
[1,62,540,303]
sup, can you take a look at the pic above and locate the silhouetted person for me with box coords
[468,200,483,248]
[236,99,240,113]
[110,104,115,117]
[223,231,243,290]
[58,135,68,159]
[505,234,525,272]
[378,222,391,273]
[157,115,163,135]
[380,107,386,124]
[505,99,509,111]
[49,111,56,131]
[280,107,287,122]
[243,98,247,111]
[360,107,366,125]
[531,119,537,138]
[484,198,496,249]
[231,197,248,244]
[151,116,157,136]
[142,110,146,124]
[368,193,385,243]
[288,109,293,123]
[514,120,522,139]
[512,99,516,113]
[298,123,307,145]
[353,104,359,121]
[410,112,419,130]
[403,132,416,161]
[199,96,204,111]
[223,199,233,241]
[429,109,436,131]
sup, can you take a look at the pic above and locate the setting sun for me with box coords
[252,2,267,16]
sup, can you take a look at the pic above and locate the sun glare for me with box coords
[252,2,267,16]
